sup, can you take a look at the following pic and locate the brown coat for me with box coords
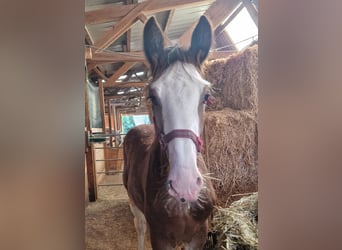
[123,124,216,248]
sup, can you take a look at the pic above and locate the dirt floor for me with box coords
[85,173,153,250]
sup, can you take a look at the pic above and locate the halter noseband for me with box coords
[154,128,203,153]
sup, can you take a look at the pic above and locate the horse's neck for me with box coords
[149,139,169,177]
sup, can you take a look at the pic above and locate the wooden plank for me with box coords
[178,0,242,47]
[98,81,106,133]
[87,50,232,64]
[108,100,113,147]
[205,0,242,28]
[93,1,151,52]
[216,3,244,34]
[104,81,148,88]
[137,13,148,24]
[85,26,94,45]
[86,50,145,63]
[85,74,96,201]
[105,62,136,86]
[87,63,98,72]
[85,0,214,25]
[85,138,97,202]
[94,67,108,80]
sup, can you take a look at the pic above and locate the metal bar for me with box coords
[90,133,127,137]
[95,159,124,161]
[94,146,123,149]
[98,183,124,187]
[96,170,124,174]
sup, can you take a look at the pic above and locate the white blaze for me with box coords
[151,62,210,201]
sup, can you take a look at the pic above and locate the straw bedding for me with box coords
[212,193,258,250]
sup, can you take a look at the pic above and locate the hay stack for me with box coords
[213,193,258,250]
[203,108,258,206]
[203,45,258,112]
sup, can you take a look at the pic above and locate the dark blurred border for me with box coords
[0,1,342,249]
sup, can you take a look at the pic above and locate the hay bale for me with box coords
[203,108,258,206]
[203,45,258,111]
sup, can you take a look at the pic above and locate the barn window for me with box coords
[122,115,150,134]
[225,7,258,51]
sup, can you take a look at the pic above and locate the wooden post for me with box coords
[108,99,113,147]
[98,81,106,134]
[85,77,97,202]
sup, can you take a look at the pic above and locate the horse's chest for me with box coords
[147,205,201,240]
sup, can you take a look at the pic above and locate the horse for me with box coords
[123,16,216,250]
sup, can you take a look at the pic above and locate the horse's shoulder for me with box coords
[124,124,155,146]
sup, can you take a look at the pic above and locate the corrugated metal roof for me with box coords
[167,3,211,40]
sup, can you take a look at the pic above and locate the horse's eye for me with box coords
[148,95,158,106]
[204,94,210,102]
[203,94,210,104]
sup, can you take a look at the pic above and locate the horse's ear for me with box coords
[143,17,164,70]
[188,16,212,65]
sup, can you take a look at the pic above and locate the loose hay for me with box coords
[213,192,258,250]
[203,108,258,206]
[203,45,258,112]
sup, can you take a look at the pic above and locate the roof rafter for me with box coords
[93,1,151,52]
[86,48,233,63]
[104,81,147,89]
[85,0,214,25]
[105,62,136,86]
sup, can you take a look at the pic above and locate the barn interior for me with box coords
[85,0,258,249]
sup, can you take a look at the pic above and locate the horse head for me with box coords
[143,16,212,202]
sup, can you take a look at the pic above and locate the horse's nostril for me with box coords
[167,180,172,190]
[196,177,202,186]
[180,198,186,202]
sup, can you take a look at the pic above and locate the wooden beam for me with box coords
[242,0,258,26]
[215,2,244,34]
[93,1,151,52]
[88,51,232,64]
[86,50,145,63]
[94,67,108,80]
[104,81,148,89]
[85,0,214,25]
[137,13,148,24]
[87,63,98,72]
[85,77,97,201]
[86,49,233,63]
[105,62,136,86]
[85,26,94,45]
[178,0,242,48]
[98,81,106,133]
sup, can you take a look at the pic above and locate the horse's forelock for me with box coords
[150,46,202,80]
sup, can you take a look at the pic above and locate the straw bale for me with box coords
[203,45,258,111]
[213,193,258,250]
[203,108,258,206]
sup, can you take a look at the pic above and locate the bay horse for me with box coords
[123,16,216,250]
